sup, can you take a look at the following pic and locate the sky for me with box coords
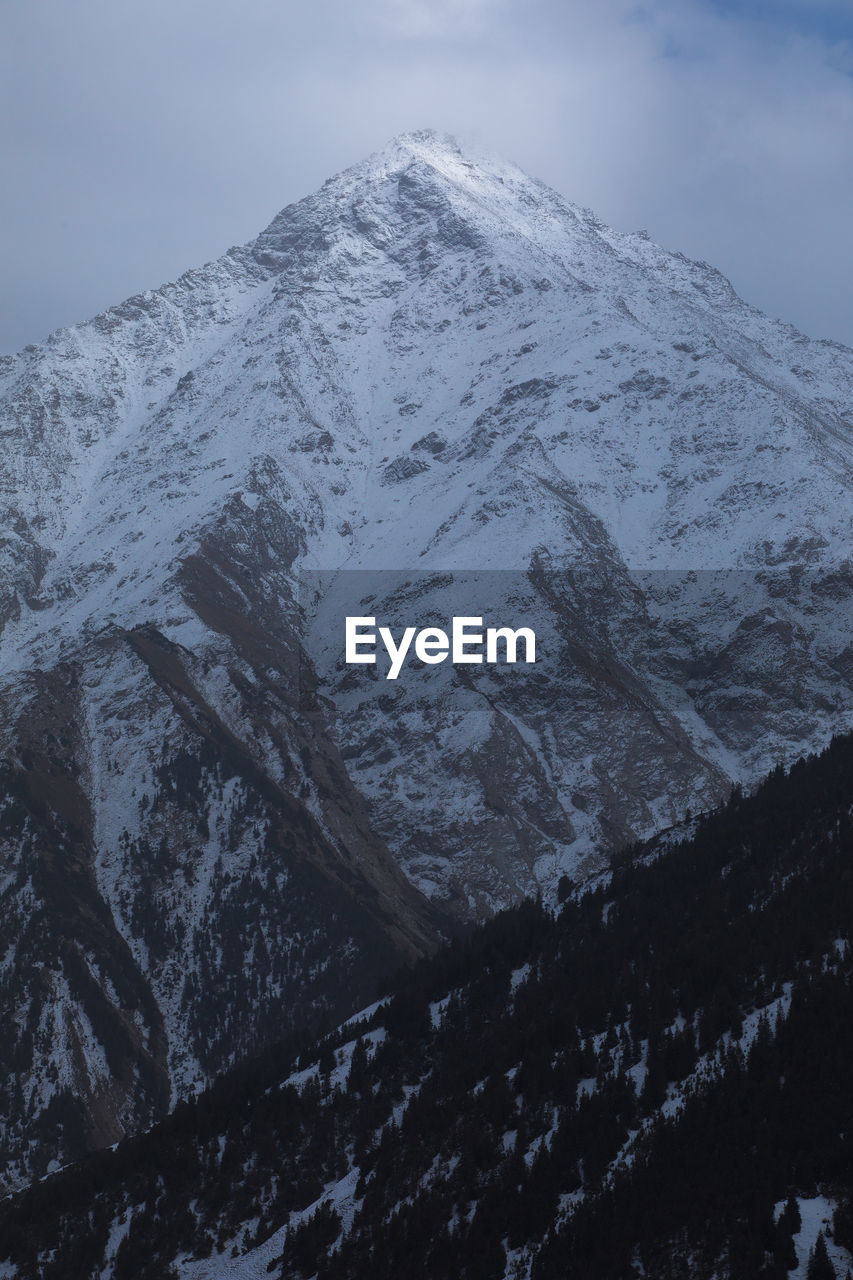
[1,0,852,352]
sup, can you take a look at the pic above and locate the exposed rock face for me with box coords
[0,129,851,1187]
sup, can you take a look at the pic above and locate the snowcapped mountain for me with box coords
[0,129,852,1187]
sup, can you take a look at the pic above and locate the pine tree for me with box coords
[807,1231,836,1280]
[780,1193,802,1236]
[773,1221,797,1272]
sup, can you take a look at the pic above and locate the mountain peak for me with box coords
[363,126,530,191]
[250,127,549,277]
[381,127,464,158]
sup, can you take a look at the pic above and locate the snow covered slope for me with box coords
[0,129,851,1187]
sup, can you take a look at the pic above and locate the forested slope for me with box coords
[4,734,853,1278]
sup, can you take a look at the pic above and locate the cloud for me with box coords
[382,0,509,39]
[1,0,851,350]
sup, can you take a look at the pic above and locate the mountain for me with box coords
[1,129,852,1190]
[4,732,853,1279]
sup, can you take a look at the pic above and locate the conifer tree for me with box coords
[807,1231,836,1280]
[780,1193,802,1236]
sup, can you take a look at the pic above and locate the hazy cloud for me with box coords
[1,0,851,350]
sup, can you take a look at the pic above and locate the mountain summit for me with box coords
[2,129,851,633]
[0,132,851,1188]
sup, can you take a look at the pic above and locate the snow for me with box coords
[429,994,452,1028]
[99,1208,135,1280]
[339,997,389,1029]
[3,145,851,902]
[175,1164,365,1280]
[283,1028,386,1095]
[774,1195,853,1280]
[510,963,532,994]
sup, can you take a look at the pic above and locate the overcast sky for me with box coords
[2,0,852,353]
